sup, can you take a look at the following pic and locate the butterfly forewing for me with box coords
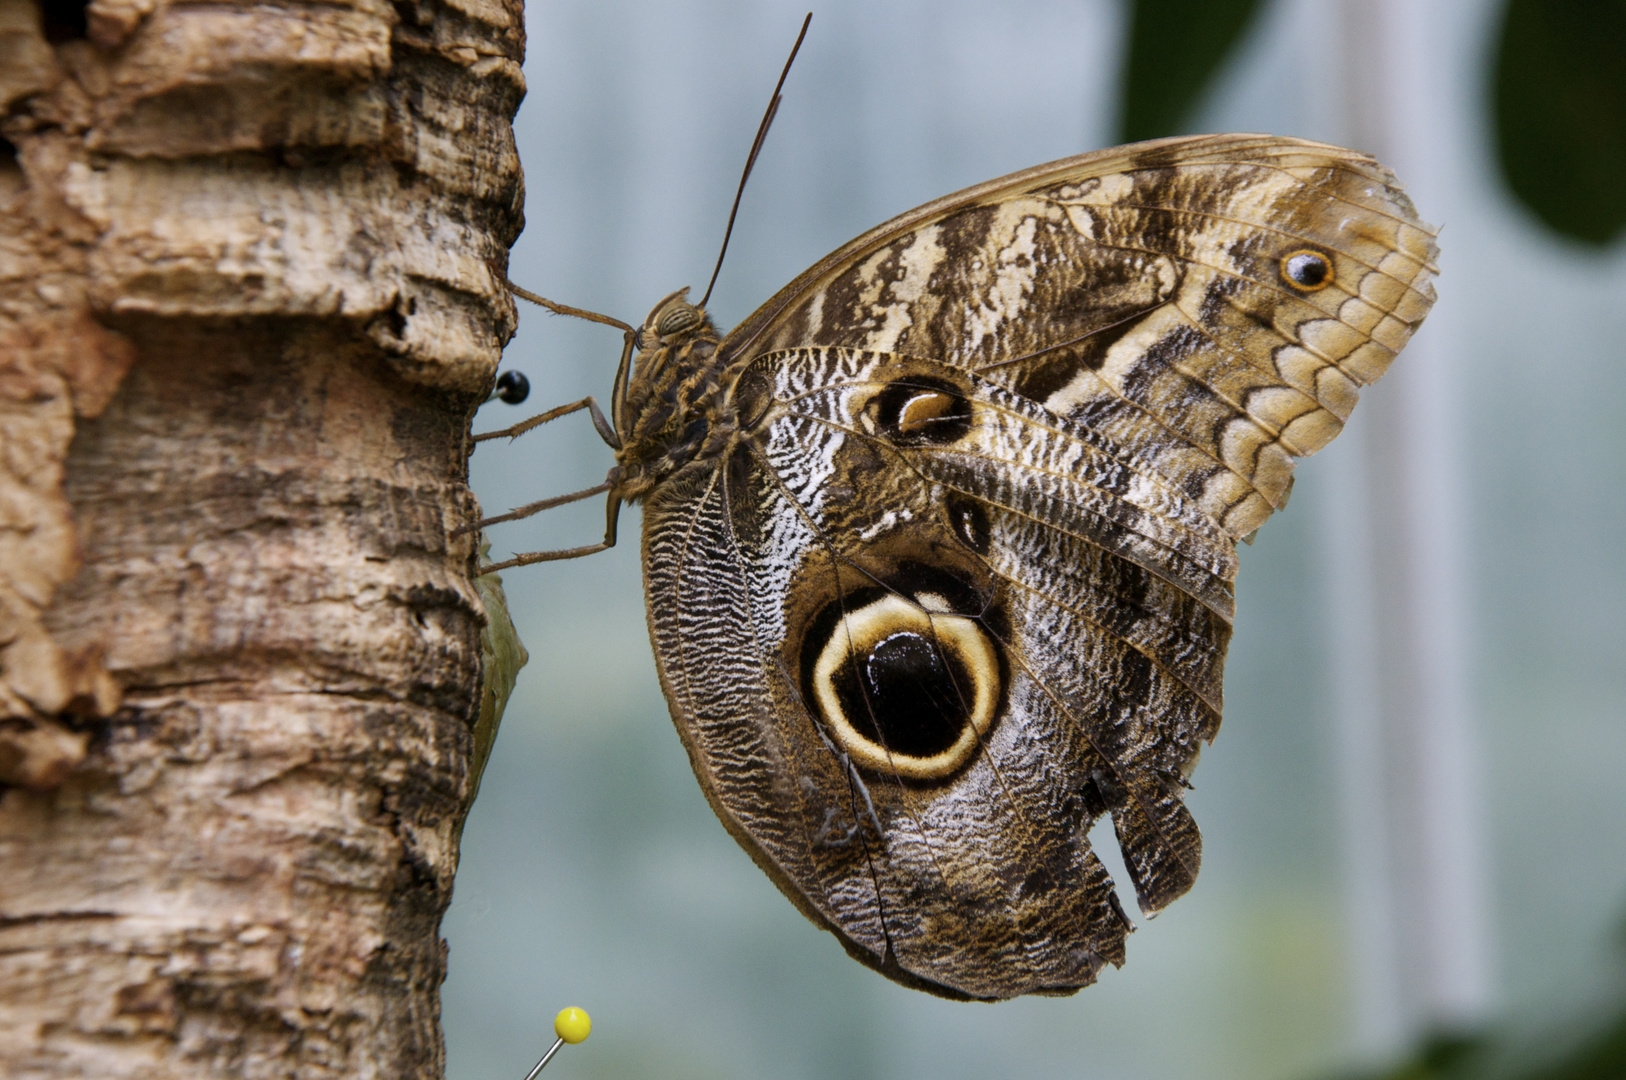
[723,133,1439,538]
[632,134,1437,1000]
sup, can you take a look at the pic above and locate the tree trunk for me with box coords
[0,0,524,1074]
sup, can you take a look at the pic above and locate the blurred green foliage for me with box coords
[1320,921,1626,1080]
[1491,0,1626,245]
[469,540,529,819]
[1328,992,1626,1080]
[1117,0,1265,142]
[1119,0,1626,247]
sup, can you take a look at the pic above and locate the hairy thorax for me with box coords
[614,290,741,502]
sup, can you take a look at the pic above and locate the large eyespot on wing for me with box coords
[774,554,1137,1000]
[806,592,1000,779]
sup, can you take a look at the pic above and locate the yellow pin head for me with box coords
[522,1007,593,1079]
[553,1007,591,1045]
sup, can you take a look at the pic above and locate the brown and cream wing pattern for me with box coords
[722,133,1439,538]
[636,133,1437,1002]
[643,345,1233,1001]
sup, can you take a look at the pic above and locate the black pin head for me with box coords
[494,370,531,405]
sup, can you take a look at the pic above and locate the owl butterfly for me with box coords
[481,124,1437,998]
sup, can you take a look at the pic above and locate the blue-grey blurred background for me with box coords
[445,2,1626,1078]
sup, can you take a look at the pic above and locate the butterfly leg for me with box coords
[473,395,620,450]
[455,476,615,536]
[477,483,622,575]
[467,383,627,571]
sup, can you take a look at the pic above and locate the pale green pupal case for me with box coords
[598,134,1437,1001]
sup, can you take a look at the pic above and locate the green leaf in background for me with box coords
[1117,0,1266,143]
[467,537,529,822]
[1492,0,1626,246]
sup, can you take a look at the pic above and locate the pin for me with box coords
[487,370,531,405]
[520,1007,591,1079]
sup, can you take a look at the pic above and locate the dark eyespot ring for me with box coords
[1280,249,1333,291]
[807,593,1001,780]
[875,377,972,446]
[944,493,990,555]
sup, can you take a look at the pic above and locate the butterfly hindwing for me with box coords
[644,344,1235,999]
[643,361,1130,999]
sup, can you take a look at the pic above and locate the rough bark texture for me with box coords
[0,0,524,1074]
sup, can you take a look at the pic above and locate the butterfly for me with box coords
[478,109,1438,998]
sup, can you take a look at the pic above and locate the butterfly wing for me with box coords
[643,135,1437,999]
[724,133,1439,539]
[640,448,1131,1001]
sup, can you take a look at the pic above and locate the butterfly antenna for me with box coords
[698,12,812,309]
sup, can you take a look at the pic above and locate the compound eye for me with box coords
[657,303,702,336]
[808,594,1000,780]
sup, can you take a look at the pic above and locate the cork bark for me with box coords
[0,0,524,1075]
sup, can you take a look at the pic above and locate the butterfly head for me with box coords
[636,288,716,350]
